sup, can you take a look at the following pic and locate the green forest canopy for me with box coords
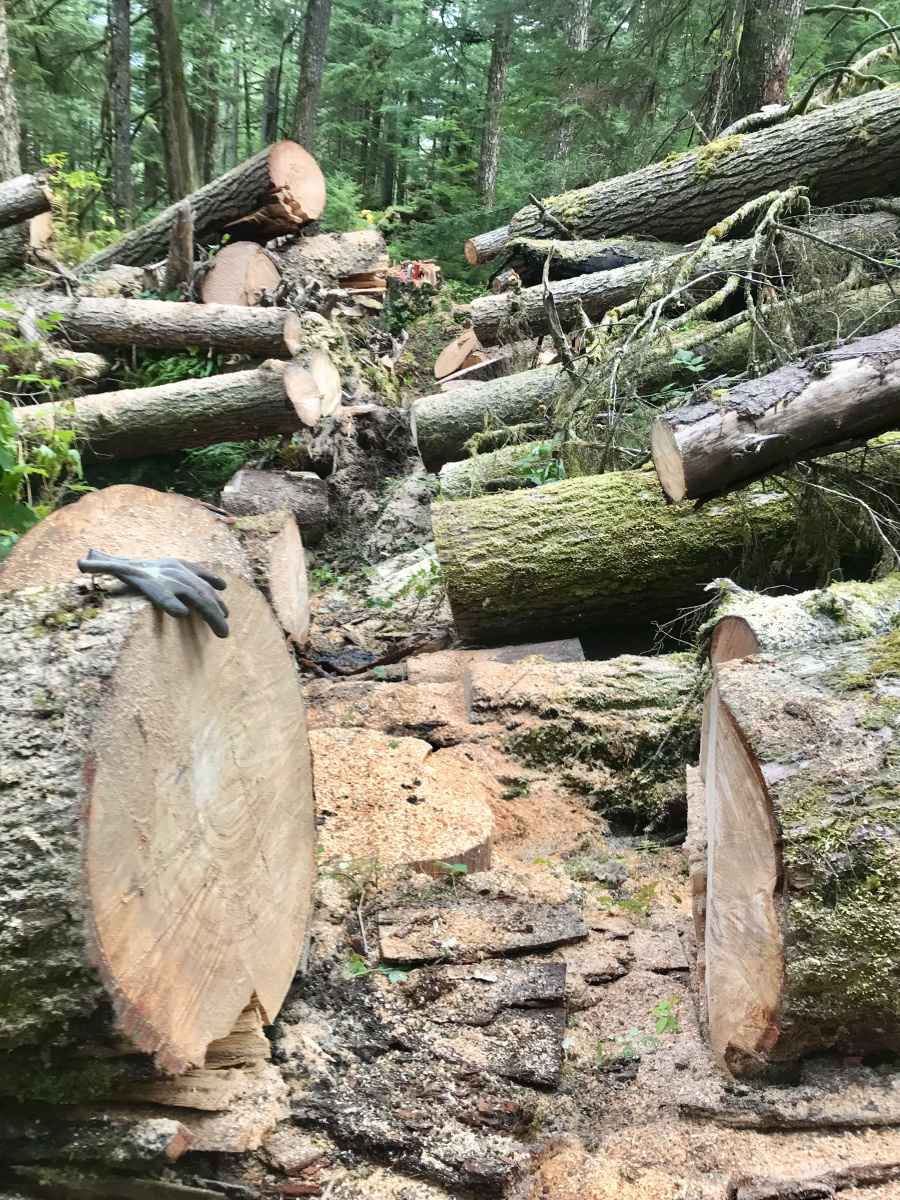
[8,0,900,278]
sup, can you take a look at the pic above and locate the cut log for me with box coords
[0,574,314,1076]
[78,142,326,275]
[652,324,900,503]
[471,210,900,344]
[463,225,510,265]
[16,305,109,383]
[434,328,482,379]
[411,366,564,472]
[430,451,894,643]
[0,172,51,231]
[221,468,328,542]
[45,296,303,356]
[438,349,513,390]
[502,235,684,287]
[508,89,900,243]
[0,484,251,593]
[14,360,312,462]
[231,511,310,646]
[309,727,495,876]
[708,573,900,667]
[274,228,389,287]
[705,636,900,1074]
[301,347,342,416]
[439,440,545,499]
[162,199,194,297]
[200,240,282,306]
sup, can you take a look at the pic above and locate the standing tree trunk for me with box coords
[109,0,132,226]
[261,65,279,143]
[0,0,26,270]
[703,0,804,136]
[150,0,200,201]
[476,13,514,205]
[553,0,590,159]
[292,0,332,153]
[190,0,220,183]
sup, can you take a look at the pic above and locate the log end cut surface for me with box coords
[0,484,251,592]
[201,242,281,306]
[650,418,687,504]
[269,141,326,222]
[87,574,315,1071]
[309,727,494,875]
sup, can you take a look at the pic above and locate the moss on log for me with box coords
[509,90,900,243]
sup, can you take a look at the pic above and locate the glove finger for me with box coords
[126,573,192,618]
[172,583,230,638]
[169,558,229,592]
[78,548,131,574]
[164,566,229,619]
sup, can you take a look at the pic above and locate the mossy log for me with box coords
[14,360,318,462]
[466,654,700,828]
[705,635,900,1074]
[0,576,314,1096]
[414,281,900,472]
[78,142,325,274]
[438,441,545,499]
[44,296,304,357]
[508,89,900,243]
[652,325,900,502]
[472,211,900,344]
[501,235,685,288]
[430,448,895,643]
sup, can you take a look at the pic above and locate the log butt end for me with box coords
[650,418,687,504]
[268,141,326,223]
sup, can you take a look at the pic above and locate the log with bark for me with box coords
[273,228,388,287]
[439,348,515,390]
[463,225,510,265]
[13,357,335,461]
[0,573,314,1092]
[200,240,281,305]
[414,279,900,471]
[439,440,545,499]
[0,172,51,231]
[704,634,900,1074]
[161,199,194,297]
[471,210,900,344]
[221,468,328,542]
[508,89,900,244]
[430,445,898,642]
[651,325,900,502]
[45,296,303,356]
[501,234,684,287]
[77,142,326,274]
[230,510,310,646]
[16,305,109,383]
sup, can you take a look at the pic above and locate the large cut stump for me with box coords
[78,142,326,274]
[0,573,315,1080]
[0,484,250,592]
[704,636,900,1075]
[200,241,282,306]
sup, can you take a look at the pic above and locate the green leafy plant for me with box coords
[596,1027,660,1062]
[43,153,121,265]
[515,441,566,486]
[119,348,227,389]
[668,348,706,373]
[652,995,679,1034]
[342,950,407,984]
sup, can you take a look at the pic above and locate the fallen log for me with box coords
[464,225,510,265]
[221,468,328,542]
[200,240,282,305]
[0,573,314,1088]
[707,573,900,667]
[230,510,310,646]
[705,635,900,1074]
[16,305,109,383]
[508,89,900,243]
[502,235,684,287]
[439,440,545,498]
[471,210,900,344]
[652,325,900,503]
[430,445,898,642]
[78,142,326,274]
[14,359,318,461]
[0,172,51,231]
[439,349,514,390]
[44,296,303,356]
[0,483,251,592]
[274,228,389,287]
[411,366,564,472]
[413,279,900,470]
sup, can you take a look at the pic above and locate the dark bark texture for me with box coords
[0,173,50,230]
[108,0,132,225]
[149,0,200,201]
[292,0,332,152]
[508,90,900,243]
[476,14,514,205]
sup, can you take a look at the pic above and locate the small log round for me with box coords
[434,328,482,380]
[232,510,310,646]
[201,241,282,306]
[220,468,328,543]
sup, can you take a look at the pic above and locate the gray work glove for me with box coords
[77,549,229,638]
